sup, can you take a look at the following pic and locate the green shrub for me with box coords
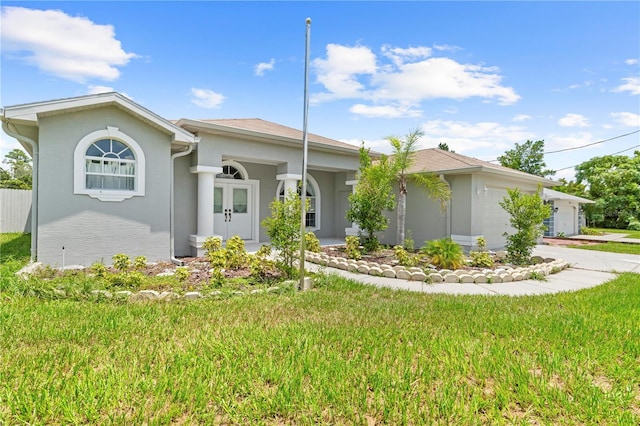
[394,245,418,267]
[133,256,147,270]
[469,236,494,268]
[627,220,640,231]
[109,271,145,288]
[249,246,280,284]
[112,254,131,272]
[91,262,108,278]
[580,227,603,236]
[403,230,415,252]
[305,232,321,253]
[421,238,466,270]
[345,236,362,260]
[175,266,190,282]
[225,236,248,269]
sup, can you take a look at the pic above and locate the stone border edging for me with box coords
[305,252,570,284]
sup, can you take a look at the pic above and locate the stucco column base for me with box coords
[345,227,359,236]
[189,234,223,257]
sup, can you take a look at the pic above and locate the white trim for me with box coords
[220,160,249,180]
[73,127,146,202]
[276,173,303,181]
[190,165,223,174]
[275,173,321,231]
[345,180,358,186]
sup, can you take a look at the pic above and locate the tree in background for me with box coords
[498,140,555,178]
[387,129,450,246]
[499,186,551,265]
[437,142,454,152]
[346,145,395,252]
[574,151,640,229]
[554,178,589,199]
[0,149,32,189]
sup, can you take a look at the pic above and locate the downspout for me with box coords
[170,142,195,265]
[440,174,451,238]
[1,118,38,262]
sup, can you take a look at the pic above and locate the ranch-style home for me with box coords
[2,92,556,266]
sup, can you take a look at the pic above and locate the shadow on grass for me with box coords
[0,233,31,263]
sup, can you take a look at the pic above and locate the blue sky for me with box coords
[1,1,638,181]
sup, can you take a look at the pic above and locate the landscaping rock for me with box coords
[396,269,412,280]
[368,267,383,276]
[158,291,180,301]
[347,264,359,272]
[130,290,160,301]
[474,274,489,284]
[411,271,427,282]
[383,269,397,278]
[499,274,513,283]
[443,273,460,283]
[459,274,475,283]
[429,273,444,283]
[357,265,370,274]
[183,291,203,300]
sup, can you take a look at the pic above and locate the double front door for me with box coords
[214,182,252,240]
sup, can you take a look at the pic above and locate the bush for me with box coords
[421,238,466,270]
[224,236,248,269]
[112,253,131,272]
[305,232,321,253]
[499,186,551,265]
[133,256,147,270]
[469,236,494,268]
[580,227,603,236]
[394,245,418,267]
[628,220,640,231]
[345,236,362,260]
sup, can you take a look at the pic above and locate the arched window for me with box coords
[74,126,145,202]
[276,174,320,230]
[216,160,248,180]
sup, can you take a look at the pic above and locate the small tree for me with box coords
[499,186,551,265]
[262,190,305,279]
[0,148,32,189]
[346,145,395,251]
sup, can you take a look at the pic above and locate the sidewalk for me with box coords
[306,245,639,296]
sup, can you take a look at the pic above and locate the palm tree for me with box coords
[387,128,451,246]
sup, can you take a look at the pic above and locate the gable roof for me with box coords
[543,188,595,204]
[1,92,196,144]
[177,118,364,155]
[407,148,557,185]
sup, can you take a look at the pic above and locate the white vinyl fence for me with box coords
[0,188,32,233]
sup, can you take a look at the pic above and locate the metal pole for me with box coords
[299,17,311,290]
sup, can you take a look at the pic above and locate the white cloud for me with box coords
[1,6,137,82]
[86,85,132,99]
[349,103,422,118]
[418,119,533,153]
[312,43,520,117]
[568,80,593,89]
[190,88,225,109]
[558,113,590,128]
[611,112,640,127]
[612,76,640,95]
[625,59,638,65]
[545,132,594,150]
[254,58,275,76]
[512,114,531,122]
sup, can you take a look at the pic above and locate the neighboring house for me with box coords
[378,148,557,251]
[542,188,595,237]
[1,92,360,266]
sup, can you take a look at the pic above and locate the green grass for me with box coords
[591,227,640,239]
[569,242,640,255]
[0,233,30,263]
[1,234,640,424]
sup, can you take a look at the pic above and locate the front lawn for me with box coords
[568,242,640,255]
[1,235,639,424]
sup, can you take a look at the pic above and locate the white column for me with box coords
[276,173,302,198]
[189,165,222,256]
[345,179,359,236]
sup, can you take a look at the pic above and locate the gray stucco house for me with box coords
[2,92,557,265]
[378,148,557,251]
[1,92,360,266]
[542,188,594,237]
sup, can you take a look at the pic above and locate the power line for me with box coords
[544,129,640,155]
[555,143,640,172]
[487,129,640,163]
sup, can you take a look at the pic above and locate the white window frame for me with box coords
[74,126,146,202]
[276,174,321,231]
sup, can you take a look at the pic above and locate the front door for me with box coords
[214,182,252,240]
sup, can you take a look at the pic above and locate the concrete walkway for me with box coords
[305,244,640,296]
[566,233,640,244]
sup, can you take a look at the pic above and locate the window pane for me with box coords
[214,187,223,213]
[86,145,102,157]
[233,188,247,213]
[94,139,111,153]
[86,175,102,189]
[309,197,316,212]
[121,162,135,175]
[306,212,316,228]
[86,159,102,173]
